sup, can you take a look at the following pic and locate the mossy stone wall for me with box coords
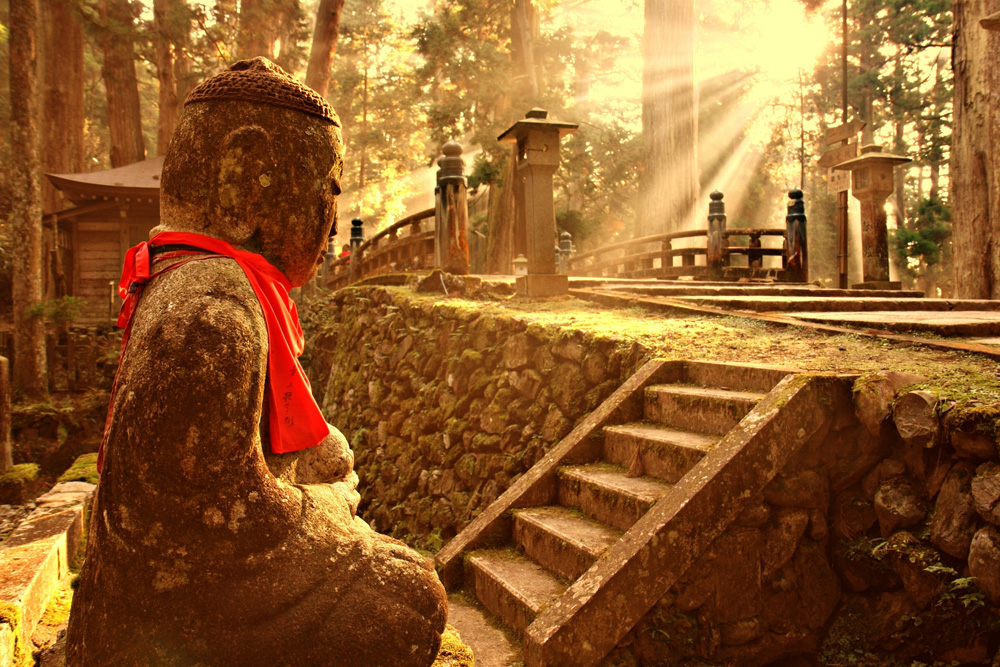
[307,286,647,549]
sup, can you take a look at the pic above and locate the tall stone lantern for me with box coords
[834,145,910,289]
[498,108,578,297]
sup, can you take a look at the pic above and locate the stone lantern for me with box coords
[498,108,578,297]
[834,145,910,289]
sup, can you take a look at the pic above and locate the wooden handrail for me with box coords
[355,208,435,256]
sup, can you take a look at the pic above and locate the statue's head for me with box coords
[158,58,343,286]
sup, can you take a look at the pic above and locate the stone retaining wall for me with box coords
[310,284,1000,665]
[307,284,648,549]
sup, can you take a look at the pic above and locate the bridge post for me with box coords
[435,141,470,275]
[498,109,579,297]
[784,189,808,282]
[707,190,727,280]
[348,217,364,284]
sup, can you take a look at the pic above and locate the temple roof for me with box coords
[46,156,164,200]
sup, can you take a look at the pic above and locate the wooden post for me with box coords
[0,356,11,474]
[434,141,470,275]
[498,108,578,297]
[784,189,808,282]
[706,190,727,280]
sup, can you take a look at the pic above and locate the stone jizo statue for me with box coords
[66,58,447,666]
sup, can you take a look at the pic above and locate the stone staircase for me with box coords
[436,360,843,667]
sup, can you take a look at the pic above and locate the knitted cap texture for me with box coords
[184,57,339,126]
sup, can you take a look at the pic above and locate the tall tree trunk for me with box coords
[154,0,181,155]
[639,0,699,236]
[893,117,906,229]
[41,0,85,212]
[485,149,518,275]
[98,0,146,167]
[10,0,49,399]
[237,0,277,60]
[510,0,539,97]
[951,0,1000,298]
[304,0,345,97]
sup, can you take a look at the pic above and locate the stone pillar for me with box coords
[434,141,469,275]
[1,356,11,474]
[348,217,364,284]
[498,108,578,297]
[706,191,727,280]
[784,189,808,283]
[834,145,910,288]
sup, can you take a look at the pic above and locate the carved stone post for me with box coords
[498,108,578,297]
[558,231,573,274]
[834,145,910,288]
[434,141,469,274]
[348,217,364,284]
[784,189,808,282]
[706,191,727,280]
[0,356,11,474]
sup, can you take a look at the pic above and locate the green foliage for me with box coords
[25,296,87,326]
[891,195,951,287]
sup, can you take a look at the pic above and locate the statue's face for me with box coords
[256,122,343,286]
[160,102,344,287]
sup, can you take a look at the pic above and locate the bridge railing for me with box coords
[327,209,436,290]
[566,189,808,282]
[326,141,470,291]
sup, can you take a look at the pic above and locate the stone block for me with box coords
[972,462,1000,527]
[515,274,568,298]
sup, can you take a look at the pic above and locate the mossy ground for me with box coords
[391,291,1000,404]
[58,452,99,485]
[0,463,39,486]
[431,624,476,667]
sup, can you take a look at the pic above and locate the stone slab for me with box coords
[467,551,566,634]
[784,311,1000,336]
[516,274,569,298]
[674,296,1000,313]
[514,506,621,580]
[0,480,94,655]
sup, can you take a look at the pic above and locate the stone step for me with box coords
[644,384,763,435]
[513,506,622,581]
[682,360,796,394]
[557,464,672,532]
[602,423,717,483]
[466,549,567,635]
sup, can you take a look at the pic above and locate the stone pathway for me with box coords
[447,594,520,667]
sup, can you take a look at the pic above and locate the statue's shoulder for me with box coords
[134,256,268,344]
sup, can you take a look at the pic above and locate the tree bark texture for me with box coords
[153,0,181,155]
[41,0,85,213]
[9,0,49,399]
[510,0,540,97]
[639,0,699,236]
[485,149,517,274]
[304,0,345,98]
[237,0,278,60]
[952,0,1000,299]
[98,0,147,167]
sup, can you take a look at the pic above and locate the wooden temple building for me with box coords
[45,157,163,323]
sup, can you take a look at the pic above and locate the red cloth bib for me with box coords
[99,231,328,471]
